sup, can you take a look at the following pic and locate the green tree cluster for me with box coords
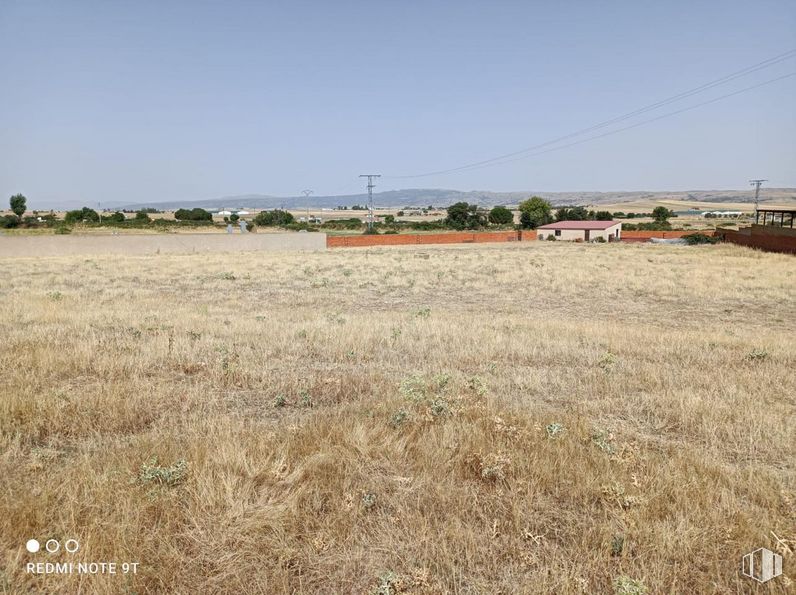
[488,206,514,225]
[518,197,553,229]
[445,202,486,230]
[254,209,295,226]
[64,207,100,224]
[174,208,212,221]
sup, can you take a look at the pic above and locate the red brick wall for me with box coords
[721,230,796,254]
[620,230,716,239]
[327,231,530,248]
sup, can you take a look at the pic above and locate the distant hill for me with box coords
[119,188,796,211]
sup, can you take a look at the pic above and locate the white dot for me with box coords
[26,539,40,553]
[65,539,79,553]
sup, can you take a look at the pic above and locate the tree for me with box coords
[556,205,589,221]
[175,208,212,221]
[488,206,514,225]
[109,211,126,223]
[191,208,212,221]
[445,202,485,230]
[9,194,26,218]
[254,209,294,226]
[64,207,99,224]
[652,206,673,224]
[384,214,395,225]
[134,211,151,222]
[594,211,613,221]
[229,213,240,223]
[518,197,553,229]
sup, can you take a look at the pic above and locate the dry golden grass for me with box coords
[1,242,794,594]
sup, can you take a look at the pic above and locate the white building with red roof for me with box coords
[536,220,622,242]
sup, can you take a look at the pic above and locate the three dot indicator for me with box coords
[25,538,79,553]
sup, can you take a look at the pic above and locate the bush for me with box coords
[652,206,673,224]
[556,206,589,221]
[254,209,295,226]
[445,202,486,230]
[174,208,212,221]
[134,211,151,222]
[0,214,20,228]
[408,220,447,231]
[108,212,126,223]
[321,218,362,230]
[284,222,317,232]
[64,207,100,224]
[623,221,672,231]
[488,206,514,225]
[682,233,718,245]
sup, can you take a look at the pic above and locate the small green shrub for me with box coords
[611,534,624,557]
[429,398,450,417]
[372,571,399,595]
[746,348,769,361]
[138,457,188,487]
[361,492,377,510]
[614,575,648,595]
[592,430,616,454]
[389,409,409,428]
[546,423,565,438]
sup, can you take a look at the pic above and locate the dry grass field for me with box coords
[1,242,794,594]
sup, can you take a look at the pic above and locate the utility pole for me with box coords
[749,179,767,223]
[359,174,381,231]
[302,189,313,223]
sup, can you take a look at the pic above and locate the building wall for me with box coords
[537,223,622,241]
[0,232,327,258]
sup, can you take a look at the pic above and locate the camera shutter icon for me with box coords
[742,548,782,583]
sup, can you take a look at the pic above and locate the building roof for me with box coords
[537,220,619,230]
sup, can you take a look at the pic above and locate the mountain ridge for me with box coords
[115,188,796,211]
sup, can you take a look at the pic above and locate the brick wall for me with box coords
[620,230,716,240]
[721,230,796,254]
[327,230,535,248]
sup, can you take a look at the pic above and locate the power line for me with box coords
[395,71,796,177]
[386,49,796,179]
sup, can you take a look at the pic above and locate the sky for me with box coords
[1,0,795,209]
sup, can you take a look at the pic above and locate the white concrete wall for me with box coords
[537,223,621,242]
[0,232,327,258]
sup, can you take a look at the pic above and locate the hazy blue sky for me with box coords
[1,0,794,207]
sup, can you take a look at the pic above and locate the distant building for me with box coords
[702,210,744,218]
[537,220,622,242]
